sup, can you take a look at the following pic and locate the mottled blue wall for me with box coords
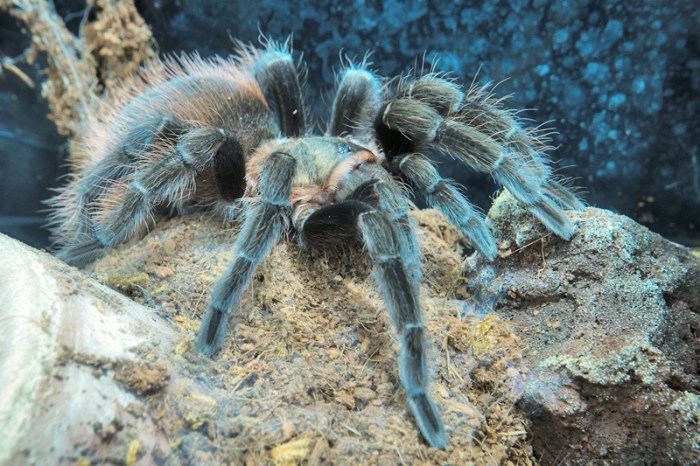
[1,0,698,247]
[0,12,67,247]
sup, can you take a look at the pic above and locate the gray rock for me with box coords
[468,192,700,464]
[0,233,179,465]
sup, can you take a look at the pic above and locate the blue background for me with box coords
[1,0,698,247]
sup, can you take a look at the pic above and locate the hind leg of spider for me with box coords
[197,151,296,356]
[55,238,106,268]
[80,115,188,204]
[300,202,448,449]
[55,116,188,267]
[92,127,245,250]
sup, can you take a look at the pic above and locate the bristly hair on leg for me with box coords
[326,52,383,141]
[357,209,448,449]
[235,35,310,137]
[197,150,295,356]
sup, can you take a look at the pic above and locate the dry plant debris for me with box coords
[82,0,156,90]
[3,0,98,137]
[1,0,155,167]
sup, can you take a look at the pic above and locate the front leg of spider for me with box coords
[301,199,448,449]
[358,210,448,449]
[197,151,296,356]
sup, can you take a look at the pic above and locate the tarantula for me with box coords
[48,39,583,449]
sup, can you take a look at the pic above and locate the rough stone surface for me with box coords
[467,192,700,465]
[0,213,534,465]
[0,234,178,465]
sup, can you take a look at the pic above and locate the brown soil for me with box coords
[90,209,535,465]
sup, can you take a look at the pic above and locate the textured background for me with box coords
[1,0,698,247]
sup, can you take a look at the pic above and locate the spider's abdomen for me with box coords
[74,57,277,172]
[48,55,282,248]
[106,74,277,167]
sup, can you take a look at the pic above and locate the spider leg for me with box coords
[361,209,447,449]
[94,127,243,248]
[345,176,422,280]
[300,201,448,449]
[543,178,586,211]
[326,66,382,140]
[376,76,584,241]
[250,47,306,136]
[457,88,585,212]
[55,116,187,267]
[81,116,187,204]
[55,238,106,268]
[82,116,188,212]
[197,151,295,356]
[393,152,498,260]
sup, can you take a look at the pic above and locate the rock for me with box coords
[0,212,534,464]
[0,233,177,465]
[467,192,700,465]
[6,193,694,464]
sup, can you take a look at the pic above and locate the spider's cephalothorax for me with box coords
[47,39,584,449]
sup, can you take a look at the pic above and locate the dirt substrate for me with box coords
[4,192,697,465]
[88,208,533,465]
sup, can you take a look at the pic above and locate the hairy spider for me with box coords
[47,38,584,449]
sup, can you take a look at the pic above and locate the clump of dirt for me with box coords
[92,210,535,464]
[58,349,170,396]
[113,359,170,396]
